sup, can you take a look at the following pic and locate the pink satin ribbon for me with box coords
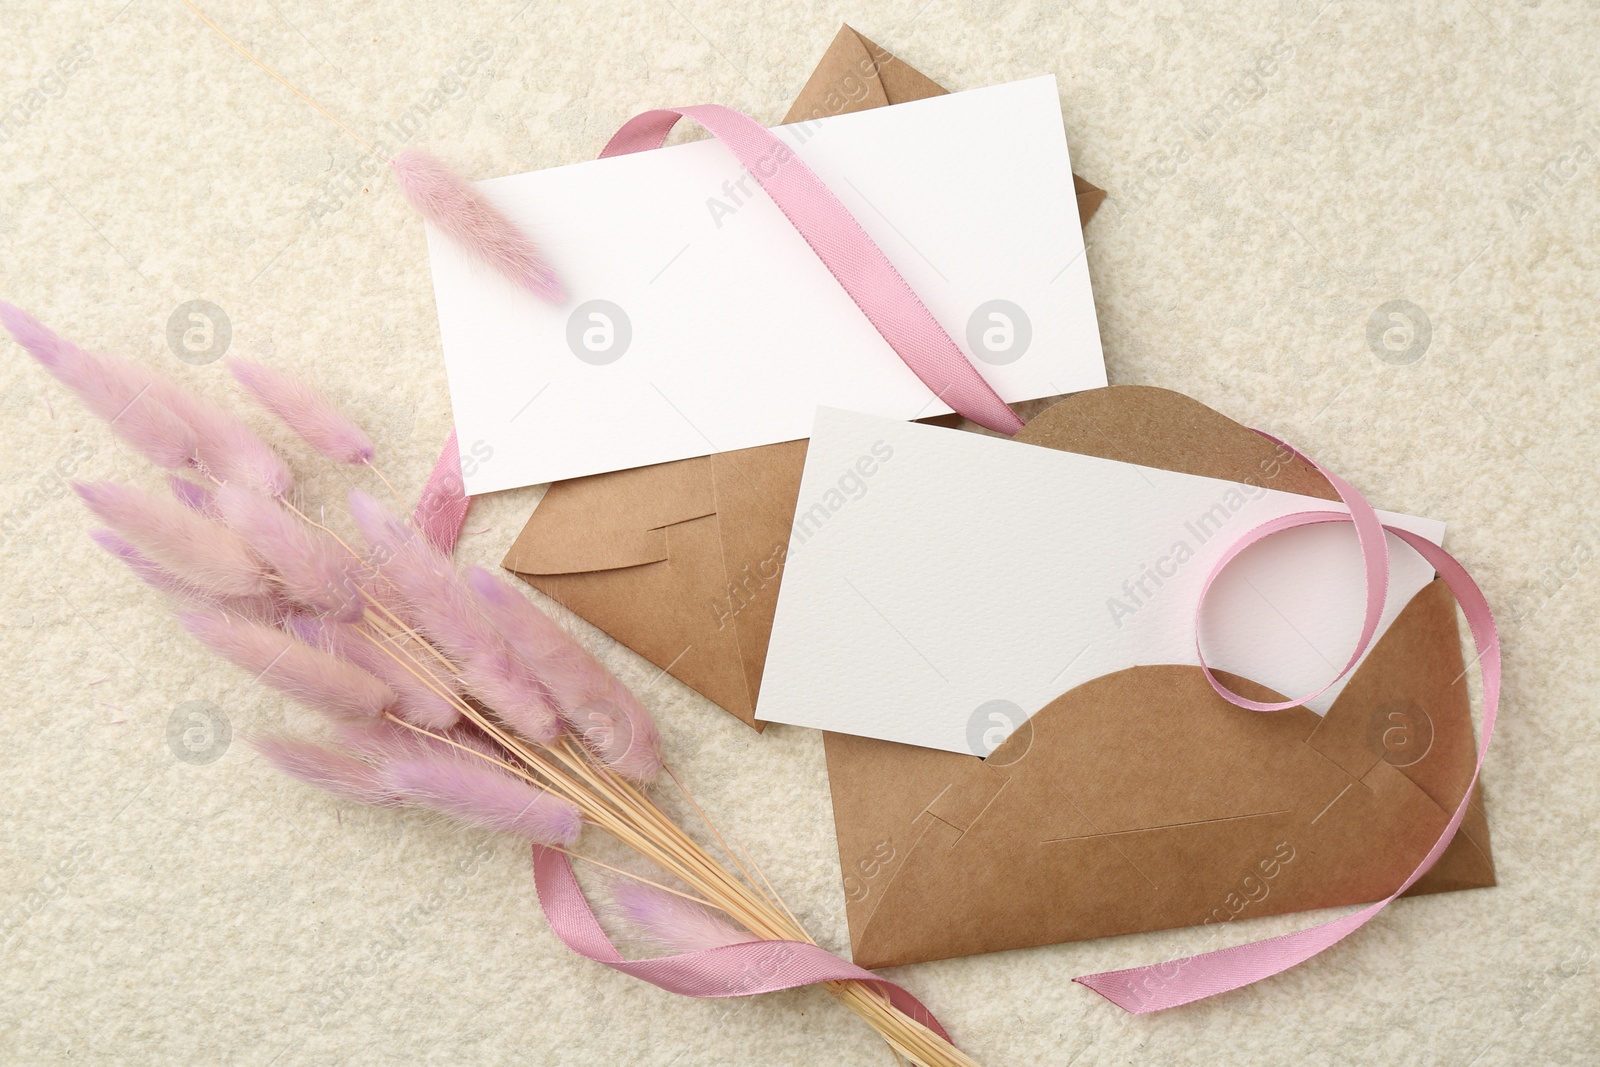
[413,428,471,553]
[530,844,951,1039]
[1195,433,1390,712]
[599,105,1025,437]
[1077,517,1499,1012]
[413,103,1499,1022]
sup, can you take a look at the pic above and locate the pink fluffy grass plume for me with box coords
[1,303,199,469]
[380,753,582,845]
[290,617,464,732]
[73,481,269,599]
[349,490,562,744]
[252,737,396,807]
[214,484,363,622]
[467,566,662,781]
[391,149,564,303]
[180,610,394,721]
[228,358,375,466]
[611,880,754,953]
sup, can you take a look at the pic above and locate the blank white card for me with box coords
[423,76,1105,492]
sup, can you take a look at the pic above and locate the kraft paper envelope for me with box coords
[781,25,1107,225]
[820,387,1494,968]
[507,385,1494,966]
[504,29,1102,728]
[504,441,806,729]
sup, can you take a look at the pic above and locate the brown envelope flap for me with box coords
[708,441,810,719]
[504,457,717,575]
[1013,384,1339,500]
[503,443,809,731]
[847,589,1490,969]
[782,25,1106,227]
[827,385,1493,968]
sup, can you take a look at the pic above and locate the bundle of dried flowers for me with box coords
[4,304,977,1067]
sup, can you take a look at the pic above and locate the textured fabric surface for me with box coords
[1,3,1596,1065]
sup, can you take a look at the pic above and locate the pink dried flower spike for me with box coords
[89,528,284,621]
[147,380,294,496]
[468,566,662,781]
[349,490,561,744]
[74,481,269,599]
[381,753,582,845]
[168,476,216,515]
[391,149,564,303]
[214,485,363,622]
[611,880,754,952]
[227,358,375,465]
[291,617,463,731]
[180,610,394,721]
[252,737,395,807]
[1,303,199,470]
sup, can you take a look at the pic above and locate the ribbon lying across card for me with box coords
[432,69,1102,490]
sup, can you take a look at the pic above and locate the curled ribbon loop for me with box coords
[1194,432,1389,712]
[1076,473,1499,1011]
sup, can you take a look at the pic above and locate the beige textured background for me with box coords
[2,1,1597,1064]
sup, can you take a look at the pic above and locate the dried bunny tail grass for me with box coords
[465,565,611,704]
[349,490,561,744]
[391,149,564,303]
[180,610,394,721]
[252,736,396,806]
[566,691,663,782]
[227,358,374,465]
[90,528,284,619]
[1,303,199,469]
[168,476,217,515]
[74,481,269,599]
[610,879,755,952]
[90,528,191,598]
[380,752,582,845]
[214,484,362,621]
[338,721,511,779]
[467,567,662,780]
[291,616,462,731]
[145,378,293,496]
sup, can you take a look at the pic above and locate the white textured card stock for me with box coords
[755,408,1445,754]
[423,76,1105,493]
